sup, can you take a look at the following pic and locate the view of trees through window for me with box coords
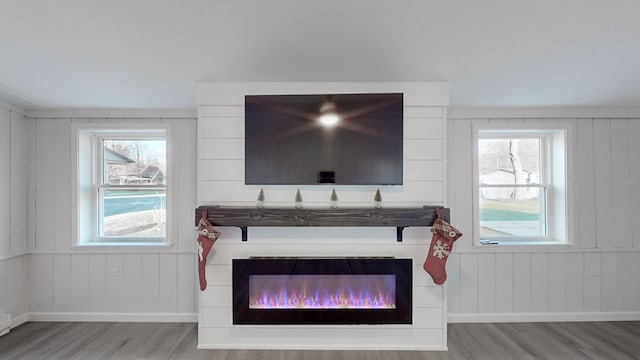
[101,139,166,238]
[478,138,545,238]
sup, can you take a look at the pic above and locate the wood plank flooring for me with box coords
[1,321,639,359]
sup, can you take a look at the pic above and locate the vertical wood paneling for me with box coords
[445,253,461,313]
[629,120,640,249]
[175,119,197,252]
[141,254,160,310]
[447,116,638,318]
[619,252,640,311]
[106,254,125,311]
[10,112,30,255]
[88,254,108,311]
[575,120,597,248]
[159,254,178,312]
[140,254,160,309]
[0,109,30,321]
[583,252,601,311]
[27,118,36,252]
[530,253,549,312]
[513,253,531,312]
[592,119,614,248]
[70,254,90,311]
[0,108,10,256]
[0,256,28,318]
[177,253,196,313]
[34,119,55,251]
[123,254,142,312]
[564,253,584,312]
[451,120,473,250]
[53,119,71,250]
[601,252,621,311]
[548,253,566,312]
[477,254,496,313]
[32,255,53,312]
[24,116,197,317]
[459,254,479,313]
[52,254,71,311]
[494,253,513,313]
[609,120,633,248]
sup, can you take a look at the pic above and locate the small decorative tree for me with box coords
[295,189,303,209]
[330,189,338,209]
[374,189,382,208]
[256,188,265,208]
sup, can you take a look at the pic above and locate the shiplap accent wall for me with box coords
[27,115,198,321]
[446,113,640,322]
[196,82,449,350]
[0,104,32,327]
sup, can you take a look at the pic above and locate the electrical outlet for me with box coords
[589,262,599,276]
[114,262,124,276]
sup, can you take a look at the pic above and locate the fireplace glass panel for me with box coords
[233,257,412,325]
[249,274,396,309]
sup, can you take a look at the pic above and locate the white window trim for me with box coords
[71,123,174,248]
[472,123,574,247]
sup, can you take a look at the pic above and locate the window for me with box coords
[74,126,171,246]
[473,126,571,245]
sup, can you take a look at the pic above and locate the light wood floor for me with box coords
[0,321,639,360]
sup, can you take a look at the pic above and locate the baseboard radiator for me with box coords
[0,313,11,336]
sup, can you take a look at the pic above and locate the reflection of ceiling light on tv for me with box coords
[319,96,340,126]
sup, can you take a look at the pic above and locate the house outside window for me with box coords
[473,125,572,246]
[73,125,171,246]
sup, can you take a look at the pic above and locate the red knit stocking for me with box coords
[197,210,219,291]
[423,214,462,285]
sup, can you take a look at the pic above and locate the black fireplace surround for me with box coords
[232,257,412,325]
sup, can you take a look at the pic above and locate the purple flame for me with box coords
[249,274,396,309]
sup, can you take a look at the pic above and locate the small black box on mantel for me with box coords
[317,171,335,183]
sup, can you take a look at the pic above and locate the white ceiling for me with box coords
[1,0,639,110]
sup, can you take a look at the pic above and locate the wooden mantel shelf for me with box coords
[195,206,449,242]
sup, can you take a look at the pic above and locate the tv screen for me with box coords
[245,93,403,185]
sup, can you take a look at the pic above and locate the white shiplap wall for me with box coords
[447,114,640,322]
[0,104,32,327]
[28,114,198,321]
[196,82,450,350]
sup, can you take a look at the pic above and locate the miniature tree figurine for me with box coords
[330,189,338,209]
[295,189,303,209]
[256,188,265,208]
[374,189,382,208]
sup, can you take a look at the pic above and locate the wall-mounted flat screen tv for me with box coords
[245,93,403,185]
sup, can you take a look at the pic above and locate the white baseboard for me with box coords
[197,344,449,351]
[448,311,640,323]
[26,312,197,323]
[11,313,29,329]
[0,313,11,334]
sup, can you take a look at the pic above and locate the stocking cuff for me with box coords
[431,218,462,241]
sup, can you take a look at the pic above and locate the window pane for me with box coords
[479,186,545,238]
[103,139,166,185]
[102,189,166,237]
[479,138,540,185]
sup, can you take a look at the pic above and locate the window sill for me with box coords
[72,242,173,252]
[470,241,573,253]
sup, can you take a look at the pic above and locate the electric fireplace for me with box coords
[232,257,412,325]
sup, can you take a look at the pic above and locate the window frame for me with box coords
[72,123,173,248]
[472,124,573,247]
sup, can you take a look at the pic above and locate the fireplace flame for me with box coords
[249,274,396,309]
